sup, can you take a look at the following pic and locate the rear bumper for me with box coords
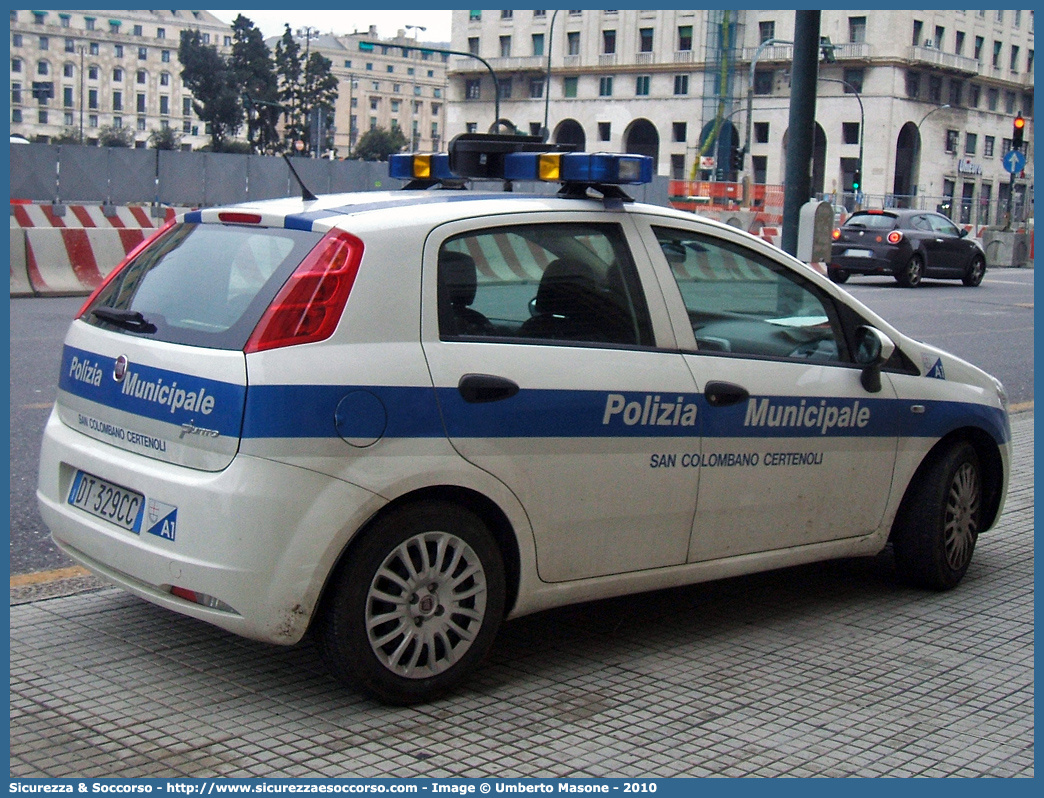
[37,410,385,644]
[829,254,900,276]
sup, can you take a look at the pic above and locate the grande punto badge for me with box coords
[113,355,129,383]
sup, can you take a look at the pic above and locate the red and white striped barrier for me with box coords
[10,202,184,296]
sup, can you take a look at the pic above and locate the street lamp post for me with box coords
[406,24,426,152]
[78,45,85,143]
[742,38,792,204]
[913,104,950,209]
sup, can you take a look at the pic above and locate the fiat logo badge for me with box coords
[113,355,128,383]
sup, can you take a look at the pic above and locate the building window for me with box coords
[63,63,74,78]
[965,133,977,155]
[467,37,479,56]
[598,121,611,141]
[639,28,653,52]
[968,84,980,108]
[984,135,995,157]
[945,129,958,153]
[563,76,578,98]
[567,32,580,56]
[183,97,192,116]
[848,16,866,43]
[466,79,481,100]
[753,70,773,95]
[63,86,73,107]
[928,76,942,104]
[529,78,544,98]
[39,36,49,50]
[760,21,775,44]
[37,60,49,76]
[161,50,171,63]
[948,80,963,106]
[12,108,22,123]
[672,122,686,142]
[670,154,685,180]
[974,36,984,61]
[842,68,863,93]
[12,33,22,47]
[136,93,146,113]
[157,28,166,39]
[501,10,513,19]
[65,38,75,53]
[599,76,613,96]
[934,26,945,49]
[754,122,769,144]
[905,71,920,99]
[1010,45,1020,71]
[1004,91,1015,114]
[635,75,650,96]
[12,58,22,73]
[11,82,22,104]
[89,114,98,128]
[137,70,146,85]
[113,68,123,82]
[89,42,99,56]
[88,66,98,80]
[369,97,379,110]
[992,41,1002,68]
[38,109,48,124]
[88,88,97,109]
[603,30,616,55]
[842,122,860,145]
[673,74,689,95]
[987,88,998,111]
[532,33,544,56]
[912,20,923,47]
[678,26,692,52]
[113,91,123,111]
[498,78,512,99]
[499,36,511,58]
[160,72,170,87]
[137,116,146,131]
[469,11,481,21]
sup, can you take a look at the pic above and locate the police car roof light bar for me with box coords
[447,132,574,180]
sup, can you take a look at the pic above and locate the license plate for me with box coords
[842,248,873,258]
[68,470,145,533]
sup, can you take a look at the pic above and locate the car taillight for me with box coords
[245,229,364,353]
[76,218,177,318]
[887,230,904,245]
[832,228,841,240]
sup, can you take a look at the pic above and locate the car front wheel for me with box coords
[892,441,982,590]
[896,253,924,287]
[963,255,986,287]
[318,501,506,705]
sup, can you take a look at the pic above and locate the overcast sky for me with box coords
[207,9,454,43]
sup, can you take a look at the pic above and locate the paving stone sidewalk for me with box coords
[10,413,1033,778]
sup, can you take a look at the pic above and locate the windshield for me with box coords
[84,224,322,349]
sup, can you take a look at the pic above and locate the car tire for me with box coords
[317,501,506,705]
[963,255,986,287]
[892,441,981,591]
[896,254,924,288]
[828,267,850,284]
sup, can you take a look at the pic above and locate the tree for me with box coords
[52,128,82,144]
[231,15,281,154]
[302,51,339,155]
[179,29,242,151]
[148,126,181,150]
[349,127,408,161]
[98,125,134,148]
[273,26,305,152]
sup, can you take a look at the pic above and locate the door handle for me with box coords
[704,380,749,407]
[458,374,520,404]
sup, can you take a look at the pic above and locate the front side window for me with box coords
[653,227,847,362]
[437,223,653,347]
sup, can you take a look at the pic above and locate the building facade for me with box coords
[10,8,231,148]
[277,26,449,156]
[447,10,1034,221]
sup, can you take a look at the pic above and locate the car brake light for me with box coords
[832,228,841,240]
[218,212,263,225]
[887,230,904,244]
[76,218,177,318]
[245,229,364,353]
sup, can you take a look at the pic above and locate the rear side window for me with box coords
[437,222,654,347]
[84,224,322,349]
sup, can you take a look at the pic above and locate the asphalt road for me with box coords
[8,269,1034,576]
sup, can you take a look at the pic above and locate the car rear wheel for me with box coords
[892,441,981,591]
[963,255,986,287]
[828,267,850,284]
[896,254,924,287]
[318,501,506,705]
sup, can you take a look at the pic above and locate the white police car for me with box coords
[38,135,1011,705]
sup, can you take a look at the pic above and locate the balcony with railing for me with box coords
[450,55,546,73]
[908,45,979,75]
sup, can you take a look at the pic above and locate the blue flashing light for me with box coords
[388,153,454,181]
[503,152,653,185]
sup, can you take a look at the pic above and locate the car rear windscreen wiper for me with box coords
[91,306,158,334]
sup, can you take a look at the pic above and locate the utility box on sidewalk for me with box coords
[981,229,1030,268]
[796,200,834,263]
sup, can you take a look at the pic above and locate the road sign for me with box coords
[1002,149,1026,174]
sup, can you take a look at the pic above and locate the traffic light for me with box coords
[730,146,745,172]
[1012,115,1025,150]
[852,168,861,191]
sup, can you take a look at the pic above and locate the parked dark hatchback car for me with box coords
[829,209,986,288]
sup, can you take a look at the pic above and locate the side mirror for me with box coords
[958,228,969,238]
[855,326,896,393]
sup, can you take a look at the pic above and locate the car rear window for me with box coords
[843,213,897,230]
[84,223,323,350]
